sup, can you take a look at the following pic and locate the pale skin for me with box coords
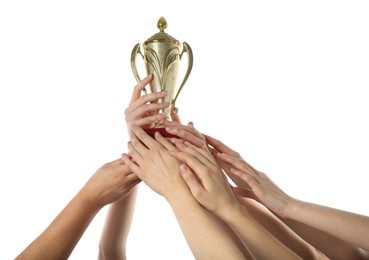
[98,74,170,260]
[122,125,250,260]
[165,123,329,259]
[205,134,369,259]
[15,159,140,260]
[112,75,251,259]
[169,140,303,260]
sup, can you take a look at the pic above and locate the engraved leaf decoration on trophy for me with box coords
[145,47,162,86]
[145,46,178,90]
[162,48,178,88]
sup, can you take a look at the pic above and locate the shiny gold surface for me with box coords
[131,17,193,127]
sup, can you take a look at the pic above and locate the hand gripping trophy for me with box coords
[131,17,193,137]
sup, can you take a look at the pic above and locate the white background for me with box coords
[1,1,369,259]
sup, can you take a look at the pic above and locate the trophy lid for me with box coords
[144,17,180,45]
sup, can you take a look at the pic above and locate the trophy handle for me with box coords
[172,42,193,113]
[130,43,147,94]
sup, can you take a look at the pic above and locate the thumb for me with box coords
[170,106,181,123]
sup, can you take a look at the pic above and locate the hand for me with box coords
[205,134,253,188]
[122,125,186,198]
[164,121,207,149]
[218,152,292,217]
[169,140,239,216]
[125,75,170,138]
[80,159,140,209]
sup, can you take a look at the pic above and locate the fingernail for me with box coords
[161,91,167,96]
[165,127,173,131]
[180,164,187,173]
[155,131,162,138]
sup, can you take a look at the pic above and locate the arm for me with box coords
[122,125,248,260]
[16,159,140,260]
[98,187,138,260]
[168,125,327,258]
[98,74,169,259]
[169,140,301,260]
[209,134,369,256]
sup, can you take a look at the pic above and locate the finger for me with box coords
[170,106,181,123]
[132,112,167,127]
[139,91,168,106]
[126,91,168,115]
[184,141,217,167]
[131,74,152,101]
[127,101,169,119]
[165,123,206,148]
[123,170,140,182]
[217,153,255,176]
[154,131,177,151]
[208,146,220,158]
[143,101,170,113]
[126,178,142,190]
[174,141,215,168]
[166,126,205,148]
[232,186,256,199]
[204,135,239,157]
[179,163,205,195]
[131,124,161,150]
[122,173,142,192]
[169,150,208,180]
[168,121,204,140]
[128,137,145,164]
[122,153,141,176]
[230,168,262,194]
[111,158,124,166]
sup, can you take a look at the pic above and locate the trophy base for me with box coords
[144,127,178,138]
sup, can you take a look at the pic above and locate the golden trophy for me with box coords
[131,17,193,138]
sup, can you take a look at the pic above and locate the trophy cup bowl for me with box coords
[130,17,193,138]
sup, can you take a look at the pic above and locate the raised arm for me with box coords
[206,134,369,258]
[169,140,301,260]
[122,125,249,260]
[16,159,140,260]
[98,74,170,260]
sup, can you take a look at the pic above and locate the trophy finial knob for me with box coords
[157,16,167,32]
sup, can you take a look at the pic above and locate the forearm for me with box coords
[239,198,327,259]
[166,189,246,260]
[287,198,369,251]
[16,190,100,260]
[98,186,138,260]
[221,204,301,260]
[280,217,369,259]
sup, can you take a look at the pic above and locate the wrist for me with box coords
[217,200,246,223]
[76,186,103,213]
[165,185,194,207]
[282,197,301,219]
